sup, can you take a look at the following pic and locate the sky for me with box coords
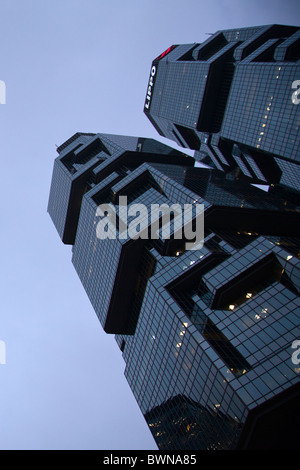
[0,0,298,451]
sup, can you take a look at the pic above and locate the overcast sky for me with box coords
[0,0,298,451]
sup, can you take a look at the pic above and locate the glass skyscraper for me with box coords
[48,24,300,450]
[144,24,300,193]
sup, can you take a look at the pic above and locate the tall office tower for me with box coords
[144,24,300,194]
[48,131,300,450]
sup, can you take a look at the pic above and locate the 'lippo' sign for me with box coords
[95,196,204,251]
[144,46,177,112]
[144,64,157,112]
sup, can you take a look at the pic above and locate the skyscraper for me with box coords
[144,24,300,193]
[48,129,299,449]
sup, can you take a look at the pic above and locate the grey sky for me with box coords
[0,0,298,450]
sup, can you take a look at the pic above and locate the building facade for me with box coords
[48,131,300,449]
[144,24,300,194]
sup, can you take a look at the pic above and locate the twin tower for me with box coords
[48,25,300,450]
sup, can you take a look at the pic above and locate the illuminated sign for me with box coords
[144,45,177,113]
[144,64,157,111]
[155,44,177,61]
